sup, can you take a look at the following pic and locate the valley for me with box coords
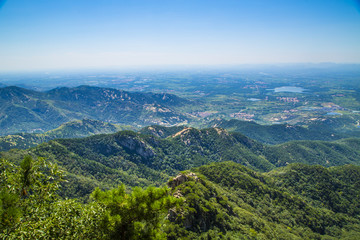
[1,66,360,137]
[1,0,360,238]
[1,66,360,239]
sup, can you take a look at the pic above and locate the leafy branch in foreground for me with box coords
[1,155,182,239]
[92,185,182,240]
[1,155,63,231]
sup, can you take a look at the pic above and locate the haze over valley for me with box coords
[1,0,360,239]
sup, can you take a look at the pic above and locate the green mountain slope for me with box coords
[139,125,189,138]
[2,157,360,239]
[1,126,360,201]
[263,138,360,167]
[0,85,191,135]
[210,119,351,144]
[0,119,134,151]
[166,162,360,239]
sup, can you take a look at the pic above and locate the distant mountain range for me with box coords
[1,85,359,142]
[1,116,359,154]
[0,85,191,136]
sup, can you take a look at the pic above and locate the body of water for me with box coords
[326,112,342,116]
[247,98,261,101]
[272,86,306,93]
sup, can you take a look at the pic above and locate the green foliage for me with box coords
[92,185,182,240]
[1,156,104,239]
[165,162,360,239]
[268,164,360,216]
[0,155,64,237]
[210,119,347,144]
[263,138,360,167]
[0,119,133,151]
[1,155,182,239]
[2,126,360,201]
[2,154,360,239]
[0,159,21,230]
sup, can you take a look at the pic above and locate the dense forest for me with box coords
[209,119,360,144]
[1,125,360,238]
[2,156,360,239]
[0,119,133,152]
[0,107,359,239]
[1,127,360,201]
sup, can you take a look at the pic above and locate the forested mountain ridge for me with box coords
[264,138,360,167]
[0,119,134,151]
[210,118,360,144]
[1,126,360,201]
[139,125,360,167]
[2,157,360,239]
[166,162,360,239]
[0,85,191,135]
[139,125,189,138]
[4,154,360,239]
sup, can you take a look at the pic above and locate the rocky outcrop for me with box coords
[143,126,165,138]
[168,172,199,189]
[167,173,199,222]
[118,136,156,159]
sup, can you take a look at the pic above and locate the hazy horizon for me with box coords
[0,62,359,74]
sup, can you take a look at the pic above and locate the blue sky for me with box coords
[0,0,359,71]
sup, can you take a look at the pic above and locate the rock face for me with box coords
[168,172,198,189]
[167,172,199,222]
[118,136,156,159]
[144,126,165,138]
[167,171,225,232]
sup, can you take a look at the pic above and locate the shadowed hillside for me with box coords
[0,119,134,151]
[0,85,191,135]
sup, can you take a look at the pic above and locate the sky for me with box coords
[0,0,360,71]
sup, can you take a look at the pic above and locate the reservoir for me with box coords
[247,98,261,101]
[326,112,342,116]
[273,86,306,93]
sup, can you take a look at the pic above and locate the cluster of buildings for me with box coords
[230,112,255,121]
[276,97,299,103]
